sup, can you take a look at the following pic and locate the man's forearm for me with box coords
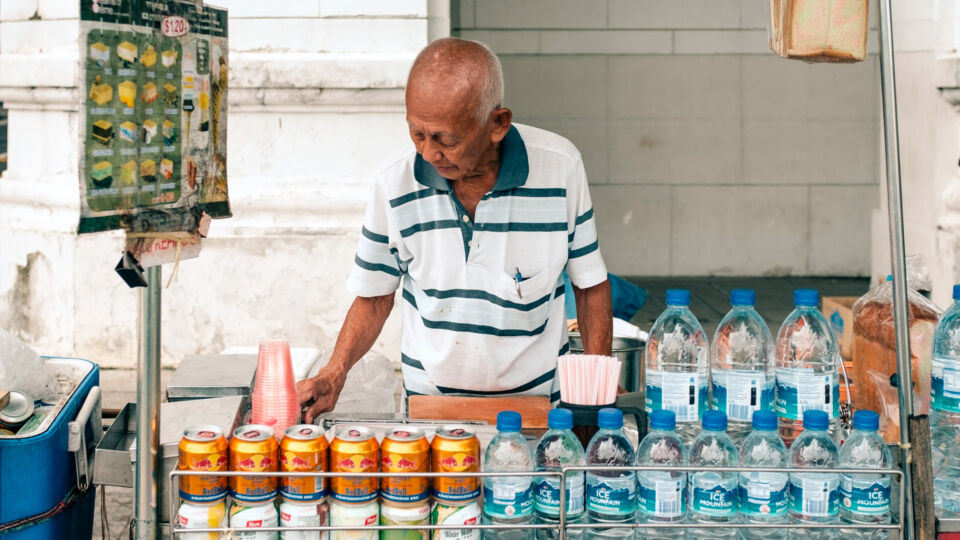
[327,294,395,380]
[573,279,612,356]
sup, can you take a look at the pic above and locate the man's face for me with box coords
[405,80,505,182]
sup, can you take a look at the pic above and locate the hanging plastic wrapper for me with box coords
[768,0,869,63]
[853,255,941,443]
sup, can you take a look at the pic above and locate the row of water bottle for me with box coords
[931,285,960,518]
[481,407,892,540]
[646,288,840,446]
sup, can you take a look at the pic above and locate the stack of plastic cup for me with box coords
[251,340,300,439]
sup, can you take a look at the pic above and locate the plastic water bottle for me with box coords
[935,444,960,518]
[645,289,709,445]
[932,284,960,427]
[839,410,892,538]
[775,290,841,446]
[635,410,687,539]
[711,289,776,446]
[534,408,586,540]
[585,408,636,539]
[788,410,840,538]
[738,410,789,539]
[482,411,534,540]
[688,410,738,538]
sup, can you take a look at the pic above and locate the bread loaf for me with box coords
[769,0,869,63]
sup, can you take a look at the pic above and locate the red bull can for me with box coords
[229,501,280,539]
[431,426,480,503]
[430,500,481,540]
[381,427,430,504]
[176,500,227,540]
[381,501,430,540]
[230,425,280,504]
[279,499,329,540]
[329,500,379,540]
[179,425,229,504]
[280,424,329,503]
[329,426,379,503]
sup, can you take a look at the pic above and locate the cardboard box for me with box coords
[823,296,857,361]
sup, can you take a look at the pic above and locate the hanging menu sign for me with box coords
[78,0,229,234]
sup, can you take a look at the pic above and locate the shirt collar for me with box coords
[413,125,529,192]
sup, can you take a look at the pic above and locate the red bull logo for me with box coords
[439,453,477,472]
[235,454,273,472]
[337,454,376,472]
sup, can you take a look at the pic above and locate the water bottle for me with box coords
[935,443,960,518]
[585,408,636,539]
[775,290,840,446]
[739,410,789,539]
[635,410,687,539]
[645,289,709,445]
[839,410,892,539]
[534,408,586,540]
[788,410,840,538]
[711,289,776,446]
[688,410,738,538]
[482,411,534,540]
[932,284,960,427]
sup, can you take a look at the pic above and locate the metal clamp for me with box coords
[68,386,102,492]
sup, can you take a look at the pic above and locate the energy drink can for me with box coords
[329,499,379,540]
[431,426,480,503]
[430,500,481,540]
[0,391,34,431]
[279,499,329,540]
[229,501,280,540]
[230,425,279,504]
[330,426,379,504]
[380,427,430,505]
[280,424,329,503]
[381,501,430,540]
[176,500,227,540]
[179,425,229,504]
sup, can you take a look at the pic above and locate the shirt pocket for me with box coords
[486,268,560,335]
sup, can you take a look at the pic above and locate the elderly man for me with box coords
[297,37,612,422]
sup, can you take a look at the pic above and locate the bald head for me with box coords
[407,37,504,125]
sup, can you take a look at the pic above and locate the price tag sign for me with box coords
[162,15,190,37]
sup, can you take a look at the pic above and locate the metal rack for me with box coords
[169,466,905,538]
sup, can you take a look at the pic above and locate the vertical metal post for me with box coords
[876,0,914,537]
[135,265,162,539]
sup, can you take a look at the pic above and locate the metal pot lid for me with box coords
[0,391,34,423]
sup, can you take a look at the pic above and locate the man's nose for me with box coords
[420,138,443,163]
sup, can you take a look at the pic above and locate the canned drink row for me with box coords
[180,423,483,507]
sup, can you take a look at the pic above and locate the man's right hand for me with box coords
[297,365,347,423]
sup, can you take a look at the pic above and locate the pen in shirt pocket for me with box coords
[514,266,526,299]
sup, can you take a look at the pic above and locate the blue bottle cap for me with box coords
[497,411,522,432]
[802,410,829,431]
[852,410,880,431]
[548,408,573,430]
[597,408,624,429]
[730,289,756,306]
[793,289,819,307]
[648,409,675,431]
[886,275,893,282]
[751,410,778,431]
[665,289,691,307]
[702,410,727,431]
[954,284,960,300]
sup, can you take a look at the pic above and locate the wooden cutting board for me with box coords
[408,395,551,429]
[0,390,9,411]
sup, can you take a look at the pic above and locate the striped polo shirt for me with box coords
[347,123,607,402]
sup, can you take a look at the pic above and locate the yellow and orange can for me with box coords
[431,425,480,503]
[330,425,379,503]
[229,424,279,504]
[178,425,229,504]
[280,424,329,502]
[380,427,430,504]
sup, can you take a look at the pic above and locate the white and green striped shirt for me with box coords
[347,124,607,402]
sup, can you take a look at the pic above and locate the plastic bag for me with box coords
[852,258,941,418]
[768,0,869,63]
[868,369,922,443]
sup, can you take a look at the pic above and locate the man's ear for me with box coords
[490,107,513,144]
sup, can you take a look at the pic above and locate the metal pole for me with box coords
[876,0,914,537]
[135,265,162,539]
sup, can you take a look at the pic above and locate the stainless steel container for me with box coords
[567,333,645,393]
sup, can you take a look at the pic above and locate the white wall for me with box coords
[454,0,881,277]
[0,0,438,368]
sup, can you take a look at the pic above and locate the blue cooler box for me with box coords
[0,357,100,539]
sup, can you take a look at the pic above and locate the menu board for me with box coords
[78,0,229,234]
